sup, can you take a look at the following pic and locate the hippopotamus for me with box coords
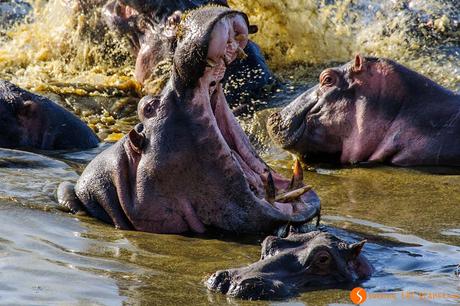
[57,6,320,234]
[267,55,460,167]
[0,80,99,150]
[0,0,32,30]
[102,0,275,107]
[207,231,373,300]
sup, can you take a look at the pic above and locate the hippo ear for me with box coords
[349,240,366,258]
[128,125,145,154]
[248,25,258,34]
[353,54,365,73]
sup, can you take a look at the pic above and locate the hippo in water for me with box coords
[57,6,320,234]
[101,0,275,107]
[267,55,460,167]
[207,231,373,300]
[0,0,32,30]
[0,81,99,150]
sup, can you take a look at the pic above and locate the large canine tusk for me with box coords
[275,185,312,203]
[237,47,248,60]
[288,158,303,190]
[265,171,276,204]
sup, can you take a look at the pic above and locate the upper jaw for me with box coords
[165,7,321,228]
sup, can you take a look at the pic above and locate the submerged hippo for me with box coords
[102,0,275,106]
[207,231,372,300]
[0,81,99,150]
[58,6,320,234]
[268,55,460,167]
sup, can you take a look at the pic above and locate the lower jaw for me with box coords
[210,87,295,200]
[190,68,317,223]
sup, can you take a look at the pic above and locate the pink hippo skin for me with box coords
[268,55,460,167]
[57,6,320,234]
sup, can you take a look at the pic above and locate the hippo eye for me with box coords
[315,251,332,266]
[319,70,337,87]
[144,104,154,117]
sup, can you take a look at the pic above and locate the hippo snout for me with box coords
[267,112,282,134]
[267,112,286,145]
[227,278,290,300]
[207,270,290,300]
[267,111,305,150]
[207,270,232,294]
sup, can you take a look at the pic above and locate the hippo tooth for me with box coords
[288,158,304,190]
[265,171,276,204]
[237,47,248,60]
[275,185,312,203]
[206,58,217,68]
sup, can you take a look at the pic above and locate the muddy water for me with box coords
[0,0,459,305]
[1,146,459,305]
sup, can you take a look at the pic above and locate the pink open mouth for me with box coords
[188,13,319,219]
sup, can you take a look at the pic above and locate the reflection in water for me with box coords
[0,149,78,208]
[0,203,131,305]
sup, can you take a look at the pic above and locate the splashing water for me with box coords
[230,0,460,89]
[0,0,458,141]
[1,0,458,91]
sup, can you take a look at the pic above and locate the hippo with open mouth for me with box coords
[267,55,460,167]
[207,231,373,300]
[101,0,274,106]
[58,6,320,234]
[0,80,99,150]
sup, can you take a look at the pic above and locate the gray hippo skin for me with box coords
[58,6,320,234]
[267,55,460,166]
[207,231,373,300]
[102,0,275,106]
[0,81,99,150]
[0,0,32,29]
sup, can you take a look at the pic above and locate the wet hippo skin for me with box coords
[57,6,320,234]
[207,231,373,300]
[268,55,460,167]
[0,80,99,150]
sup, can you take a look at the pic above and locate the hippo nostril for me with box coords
[207,270,231,294]
[134,123,144,133]
[210,81,217,87]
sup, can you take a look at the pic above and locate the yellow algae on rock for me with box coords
[105,133,125,142]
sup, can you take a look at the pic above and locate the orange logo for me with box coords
[350,287,367,304]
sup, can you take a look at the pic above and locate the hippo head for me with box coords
[121,7,320,233]
[0,82,45,148]
[207,231,373,300]
[267,55,413,164]
[102,0,229,83]
[0,101,25,148]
